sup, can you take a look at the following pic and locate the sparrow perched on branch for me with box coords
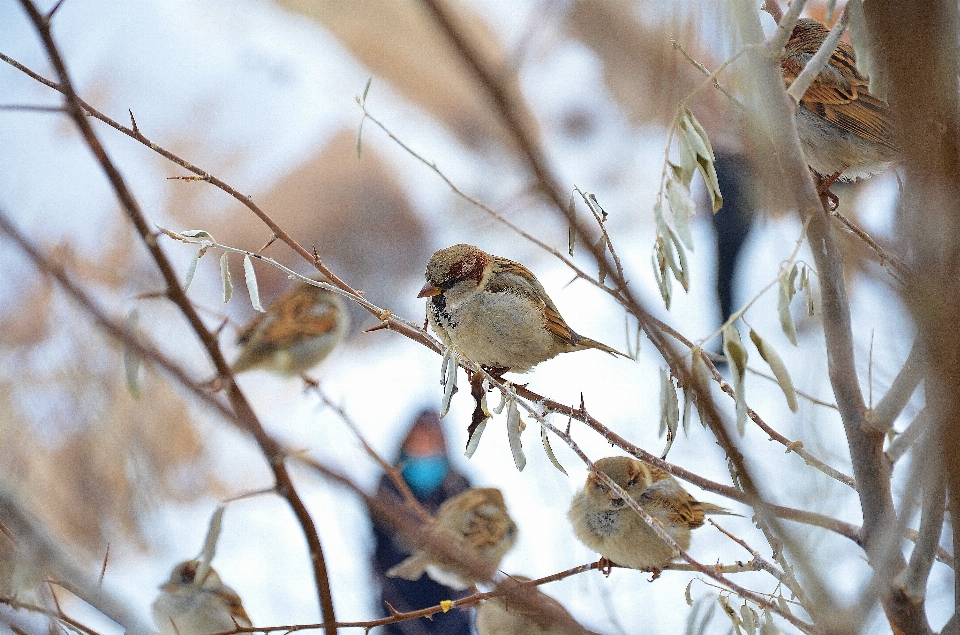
[475,577,595,635]
[568,456,734,570]
[418,244,626,374]
[387,487,518,589]
[152,560,251,635]
[232,281,348,376]
[781,18,897,187]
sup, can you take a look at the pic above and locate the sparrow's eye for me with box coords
[626,476,638,488]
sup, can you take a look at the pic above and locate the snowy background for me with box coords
[0,1,944,634]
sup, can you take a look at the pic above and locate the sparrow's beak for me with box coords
[418,283,442,298]
[159,582,176,592]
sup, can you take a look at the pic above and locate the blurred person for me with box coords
[370,410,472,635]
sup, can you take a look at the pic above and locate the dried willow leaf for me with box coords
[180,229,217,242]
[847,0,886,100]
[749,329,798,412]
[439,350,459,418]
[243,255,265,312]
[464,420,487,458]
[678,109,722,212]
[659,368,680,458]
[122,307,142,400]
[666,174,695,250]
[760,609,781,635]
[666,225,690,291]
[220,252,232,304]
[653,247,673,310]
[722,325,748,435]
[690,347,711,429]
[506,398,526,471]
[688,116,722,213]
[540,427,567,475]
[183,246,206,293]
[740,604,758,635]
[717,596,741,632]
[800,265,815,316]
[778,265,799,345]
[195,505,225,586]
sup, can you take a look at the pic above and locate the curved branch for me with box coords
[13,3,338,631]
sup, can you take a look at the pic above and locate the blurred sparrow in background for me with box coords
[387,487,518,589]
[232,281,348,376]
[475,577,595,635]
[418,244,626,375]
[568,456,734,570]
[781,18,897,188]
[152,560,251,635]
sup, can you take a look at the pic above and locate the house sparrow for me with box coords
[152,560,251,635]
[418,244,626,374]
[387,487,518,589]
[475,577,595,635]
[232,281,348,376]
[781,18,897,185]
[568,456,733,570]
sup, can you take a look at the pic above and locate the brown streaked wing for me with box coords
[783,22,897,149]
[488,256,579,346]
[239,292,338,352]
[641,469,706,529]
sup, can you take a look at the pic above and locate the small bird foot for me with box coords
[815,171,842,210]
[598,557,614,576]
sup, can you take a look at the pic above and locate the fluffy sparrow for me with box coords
[387,487,518,589]
[232,281,348,376]
[418,244,626,374]
[475,577,595,635]
[781,18,897,185]
[568,456,733,570]
[152,560,251,635]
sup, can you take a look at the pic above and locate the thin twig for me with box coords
[12,4,339,631]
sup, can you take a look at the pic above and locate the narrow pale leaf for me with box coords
[847,0,886,100]
[778,265,799,345]
[355,118,364,160]
[666,177,695,250]
[683,109,723,212]
[682,387,692,435]
[684,580,694,607]
[750,330,798,412]
[740,604,758,635]
[439,350,459,419]
[195,505,225,586]
[220,253,232,304]
[540,427,567,475]
[760,609,781,635]
[506,398,526,471]
[361,76,372,104]
[464,421,487,458]
[183,246,206,293]
[242,255,265,312]
[666,226,690,291]
[180,229,217,242]
[122,307,142,400]
[690,347,711,428]
[652,247,673,309]
[800,265,816,316]
[659,367,680,458]
[717,596,742,634]
[568,224,576,256]
[722,324,748,435]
